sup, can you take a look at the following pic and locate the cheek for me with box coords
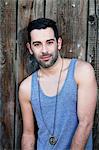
[49,44,58,51]
[31,47,38,55]
[33,50,41,59]
[33,51,39,56]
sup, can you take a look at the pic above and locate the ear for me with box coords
[26,42,33,55]
[58,37,62,50]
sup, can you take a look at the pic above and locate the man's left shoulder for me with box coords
[75,59,96,83]
[76,59,94,72]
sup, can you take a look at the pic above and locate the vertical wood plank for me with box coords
[15,0,45,149]
[45,0,58,20]
[87,0,96,64]
[45,0,88,60]
[95,0,99,85]
[86,1,99,149]
[0,0,16,149]
[93,0,99,149]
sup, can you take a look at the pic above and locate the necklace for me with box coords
[37,59,63,145]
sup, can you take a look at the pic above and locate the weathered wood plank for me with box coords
[45,0,88,60]
[0,0,16,149]
[95,0,99,84]
[93,0,99,149]
[45,0,58,20]
[87,0,96,64]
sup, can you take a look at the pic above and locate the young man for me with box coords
[19,18,97,150]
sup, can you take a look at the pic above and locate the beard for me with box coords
[34,50,58,68]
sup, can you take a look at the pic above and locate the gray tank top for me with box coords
[31,58,92,150]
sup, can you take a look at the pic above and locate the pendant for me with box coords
[49,136,57,145]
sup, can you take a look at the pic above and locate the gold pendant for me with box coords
[49,136,57,145]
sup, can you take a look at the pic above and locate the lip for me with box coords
[40,55,51,61]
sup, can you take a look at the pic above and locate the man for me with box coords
[19,18,97,150]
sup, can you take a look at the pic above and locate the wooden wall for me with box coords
[0,0,99,149]
[0,0,16,149]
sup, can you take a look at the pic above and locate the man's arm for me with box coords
[19,77,35,150]
[71,61,97,150]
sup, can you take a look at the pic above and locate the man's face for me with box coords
[29,27,62,68]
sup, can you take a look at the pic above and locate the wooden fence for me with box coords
[0,0,99,149]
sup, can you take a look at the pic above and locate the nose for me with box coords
[42,44,48,54]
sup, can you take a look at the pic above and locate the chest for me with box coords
[38,69,68,97]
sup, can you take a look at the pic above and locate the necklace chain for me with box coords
[37,59,63,144]
[52,59,63,135]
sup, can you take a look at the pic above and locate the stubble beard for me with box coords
[34,51,58,68]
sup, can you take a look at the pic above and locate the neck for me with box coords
[39,55,63,76]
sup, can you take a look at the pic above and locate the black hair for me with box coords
[27,18,59,42]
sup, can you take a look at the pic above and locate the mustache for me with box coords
[41,52,52,56]
[40,53,52,59]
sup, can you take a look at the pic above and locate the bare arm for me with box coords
[71,61,97,150]
[19,77,35,150]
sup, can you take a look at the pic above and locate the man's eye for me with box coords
[47,41,54,45]
[34,43,40,47]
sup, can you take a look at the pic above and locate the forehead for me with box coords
[30,27,55,41]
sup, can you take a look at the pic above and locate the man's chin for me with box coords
[37,55,58,68]
[40,63,52,68]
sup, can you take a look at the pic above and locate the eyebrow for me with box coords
[32,39,55,45]
[32,41,41,45]
[46,39,55,42]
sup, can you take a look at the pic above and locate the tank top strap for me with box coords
[31,71,38,101]
[67,58,77,80]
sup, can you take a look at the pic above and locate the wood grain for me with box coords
[46,0,88,60]
[93,0,99,149]
[0,0,16,149]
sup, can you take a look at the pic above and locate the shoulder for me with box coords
[19,74,33,103]
[75,59,97,85]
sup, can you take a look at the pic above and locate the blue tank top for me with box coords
[31,58,92,150]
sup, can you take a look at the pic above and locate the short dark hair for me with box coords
[27,18,59,42]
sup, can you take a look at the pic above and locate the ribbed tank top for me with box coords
[31,58,92,150]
